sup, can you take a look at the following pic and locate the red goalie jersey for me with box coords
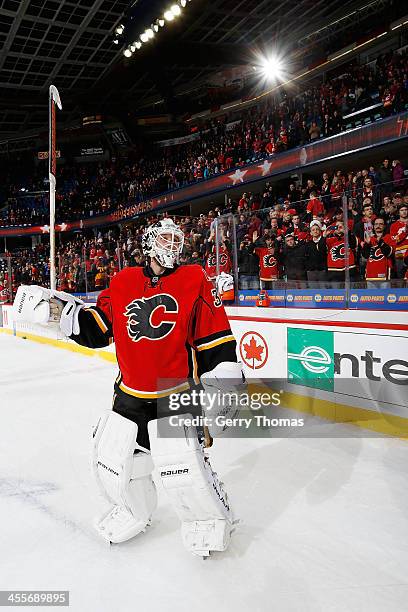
[71,265,237,399]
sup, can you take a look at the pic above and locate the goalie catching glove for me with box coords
[13,285,84,337]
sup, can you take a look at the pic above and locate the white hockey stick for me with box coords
[49,85,62,291]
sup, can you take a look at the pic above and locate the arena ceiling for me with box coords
[0,0,398,141]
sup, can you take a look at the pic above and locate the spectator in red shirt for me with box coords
[306,191,325,219]
[361,217,395,287]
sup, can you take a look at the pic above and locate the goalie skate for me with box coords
[95,505,151,544]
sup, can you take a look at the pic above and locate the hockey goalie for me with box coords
[13,219,243,558]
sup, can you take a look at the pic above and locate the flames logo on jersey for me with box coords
[207,253,228,268]
[263,254,276,268]
[124,293,178,343]
[369,247,384,261]
[331,244,345,261]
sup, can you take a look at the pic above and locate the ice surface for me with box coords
[1,333,408,612]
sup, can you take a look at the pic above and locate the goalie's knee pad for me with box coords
[148,416,234,556]
[92,410,157,543]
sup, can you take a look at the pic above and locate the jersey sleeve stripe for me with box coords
[86,307,109,333]
[196,334,235,352]
[195,329,233,348]
[191,347,200,384]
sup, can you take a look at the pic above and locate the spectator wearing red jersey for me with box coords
[389,203,408,278]
[265,138,276,155]
[254,236,280,288]
[329,176,343,208]
[292,214,310,242]
[361,217,395,287]
[306,191,325,219]
[326,221,358,282]
[204,243,231,280]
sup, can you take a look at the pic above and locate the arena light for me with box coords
[120,1,191,61]
[260,56,283,81]
[164,9,174,21]
[171,4,181,16]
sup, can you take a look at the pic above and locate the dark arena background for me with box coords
[1,1,408,610]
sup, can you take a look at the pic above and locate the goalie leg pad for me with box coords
[93,410,157,543]
[148,417,233,556]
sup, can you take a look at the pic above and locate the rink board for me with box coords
[2,304,408,436]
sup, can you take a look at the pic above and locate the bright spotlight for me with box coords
[113,38,119,45]
[159,18,165,26]
[171,4,181,16]
[115,25,124,35]
[260,56,283,80]
[180,0,187,6]
[135,41,142,49]
[140,31,149,42]
[164,10,174,21]
[153,23,159,32]
[146,28,154,39]
[123,49,132,57]
[130,44,136,52]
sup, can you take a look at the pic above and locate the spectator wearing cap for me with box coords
[361,217,395,288]
[305,220,328,283]
[389,203,408,278]
[282,233,307,283]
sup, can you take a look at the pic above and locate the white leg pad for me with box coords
[93,410,157,543]
[148,417,234,556]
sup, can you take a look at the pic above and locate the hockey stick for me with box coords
[203,425,213,448]
[49,85,62,291]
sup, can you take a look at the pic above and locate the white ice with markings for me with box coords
[1,333,408,612]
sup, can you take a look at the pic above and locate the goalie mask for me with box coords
[142,219,184,268]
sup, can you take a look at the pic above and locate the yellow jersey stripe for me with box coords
[196,335,235,352]
[87,308,108,333]
[119,381,190,399]
[191,347,199,384]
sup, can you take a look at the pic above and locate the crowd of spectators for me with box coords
[1,48,407,230]
[1,157,407,303]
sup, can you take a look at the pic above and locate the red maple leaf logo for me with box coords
[243,336,264,367]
